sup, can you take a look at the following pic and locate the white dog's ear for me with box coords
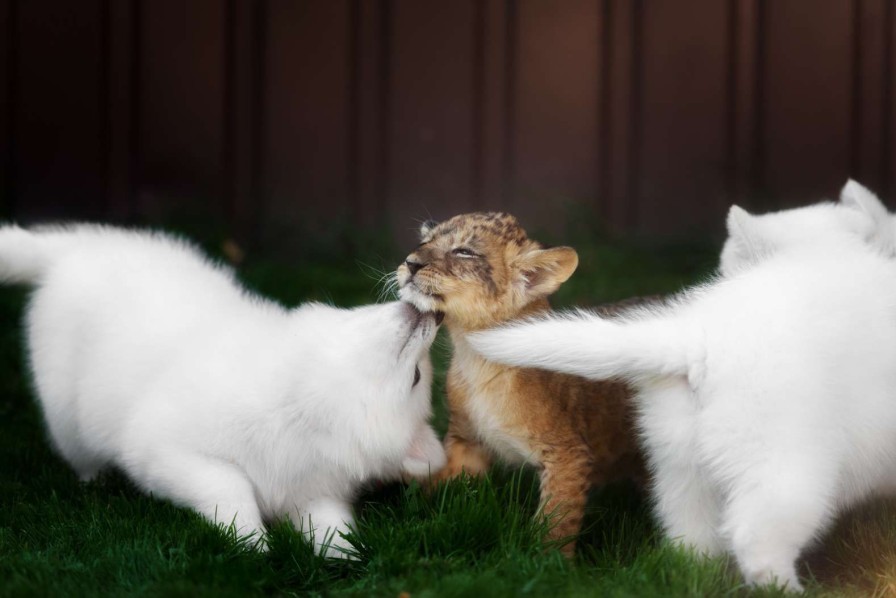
[841,179,896,256]
[419,219,439,240]
[725,205,767,264]
[512,246,579,301]
[726,205,755,240]
[840,179,889,223]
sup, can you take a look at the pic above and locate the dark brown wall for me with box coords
[1,0,894,247]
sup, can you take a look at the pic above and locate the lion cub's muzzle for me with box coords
[404,258,424,276]
[397,257,445,322]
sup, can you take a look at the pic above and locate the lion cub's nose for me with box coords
[405,259,424,276]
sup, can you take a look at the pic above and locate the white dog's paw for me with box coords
[401,425,447,480]
[296,498,359,560]
[318,533,359,560]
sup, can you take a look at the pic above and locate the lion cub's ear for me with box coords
[419,219,439,240]
[513,246,579,300]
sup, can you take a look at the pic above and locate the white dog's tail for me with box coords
[468,311,690,383]
[0,225,64,284]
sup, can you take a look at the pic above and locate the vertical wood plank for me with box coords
[503,0,517,209]
[130,0,143,220]
[884,0,896,200]
[478,0,509,209]
[597,0,610,222]
[224,0,263,246]
[0,0,12,217]
[105,0,136,221]
[470,0,484,208]
[352,0,390,229]
[763,0,852,205]
[511,0,601,232]
[14,0,105,221]
[853,0,888,193]
[604,0,640,232]
[638,0,728,235]
[728,0,760,206]
[387,0,476,243]
[137,0,225,223]
[262,0,349,245]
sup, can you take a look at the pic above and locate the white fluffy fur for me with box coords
[839,179,896,256]
[471,214,896,591]
[720,202,873,278]
[719,179,895,278]
[0,224,445,556]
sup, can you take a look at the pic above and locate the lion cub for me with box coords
[396,212,643,555]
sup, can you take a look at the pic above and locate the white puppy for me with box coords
[0,224,445,556]
[470,208,896,591]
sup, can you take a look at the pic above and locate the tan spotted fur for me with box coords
[396,212,644,556]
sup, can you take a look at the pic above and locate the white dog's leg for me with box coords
[401,424,447,481]
[639,381,724,557]
[32,390,104,482]
[650,458,723,556]
[721,462,833,593]
[291,498,356,559]
[128,450,266,545]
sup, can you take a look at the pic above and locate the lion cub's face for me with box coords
[396,212,578,330]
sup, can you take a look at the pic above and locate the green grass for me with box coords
[0,236,875,596]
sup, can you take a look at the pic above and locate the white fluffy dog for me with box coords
[0,224,446,556]
[470,201,896,591]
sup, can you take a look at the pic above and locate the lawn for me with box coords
[0,231,889,597]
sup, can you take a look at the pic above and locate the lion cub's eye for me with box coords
[451,247,478,258]
[413,365,421,387]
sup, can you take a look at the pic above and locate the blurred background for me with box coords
[5,5,896,595]
[0,0,891,255]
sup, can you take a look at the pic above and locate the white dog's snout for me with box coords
[397,302,437,333]
[399,301,422,323]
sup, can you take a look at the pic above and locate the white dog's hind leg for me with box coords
[127,450,267,545]
[41,413,104,482]
[721,462,834,593]
[639,380,724,556]
[28,365,103,481]
[292,498,356,559]
[651,458,723,556]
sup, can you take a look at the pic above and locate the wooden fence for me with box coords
[1,0,894,247]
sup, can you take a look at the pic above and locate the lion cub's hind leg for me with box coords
[537,442,593,557]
